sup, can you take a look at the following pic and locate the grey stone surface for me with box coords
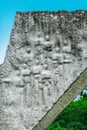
[0,10,87,130]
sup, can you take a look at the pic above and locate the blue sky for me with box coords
[0,0,87,64]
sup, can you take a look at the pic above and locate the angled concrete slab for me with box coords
[0,10,87,130]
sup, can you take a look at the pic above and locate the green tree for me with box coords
[47,89,87,130]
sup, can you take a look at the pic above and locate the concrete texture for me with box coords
[0,10,87,130]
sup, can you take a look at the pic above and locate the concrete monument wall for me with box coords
[0,10,87,130]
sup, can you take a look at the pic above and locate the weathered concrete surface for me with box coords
[33,68,87,130]
[0,10,87,130]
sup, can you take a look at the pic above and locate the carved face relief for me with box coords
[1,11,87,130]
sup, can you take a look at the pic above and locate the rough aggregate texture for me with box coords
[0,10,87,130]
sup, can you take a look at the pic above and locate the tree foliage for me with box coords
[47,90,87,130]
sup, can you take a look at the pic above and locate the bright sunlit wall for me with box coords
[0,0,87,64]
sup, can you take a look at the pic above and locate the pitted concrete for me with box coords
[0,10,87,130]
